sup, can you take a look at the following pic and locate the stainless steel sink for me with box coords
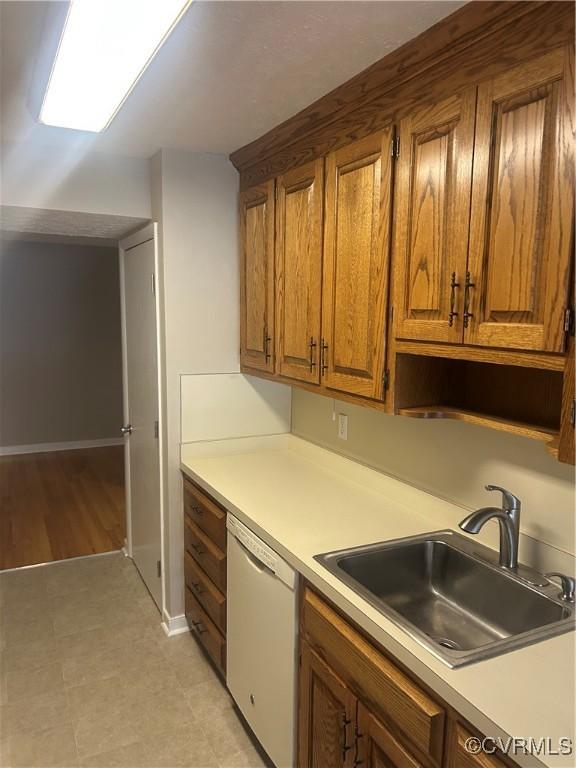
[315,531,574,667]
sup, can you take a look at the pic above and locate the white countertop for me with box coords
[180,434,575,768]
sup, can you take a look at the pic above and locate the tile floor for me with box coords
[0,552,269,768]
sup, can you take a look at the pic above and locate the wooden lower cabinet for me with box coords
[299,642,357,768]
[182,475,227,676]
[356,703,424,768]
[299,587,515,768]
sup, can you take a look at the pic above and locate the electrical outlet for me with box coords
[338,413,348,440]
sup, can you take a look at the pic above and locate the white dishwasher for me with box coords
[227,514,297,768]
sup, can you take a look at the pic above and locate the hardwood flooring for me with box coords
[0,446,125,570]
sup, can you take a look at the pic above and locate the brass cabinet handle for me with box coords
[463,271,475,328]
[308,337,317,372]
[448,271,460,327]
[320,339,329,375]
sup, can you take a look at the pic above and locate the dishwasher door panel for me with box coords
[226,530,297,768]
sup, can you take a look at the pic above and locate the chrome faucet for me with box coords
[459,485,521,570]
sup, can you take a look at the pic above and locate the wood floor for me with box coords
[0,446,125,570]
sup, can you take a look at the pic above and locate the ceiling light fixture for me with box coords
[40,0,192,133]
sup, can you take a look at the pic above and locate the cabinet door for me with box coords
[321,128,393,399]
[394,89,477,343]
[558,336,575,465]
[356,703,423,768]
[298,641,357,768]
[276,159,324,383]
[466,47,574,351]
[240,181,275,372]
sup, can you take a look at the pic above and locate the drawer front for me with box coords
[184,550,226,633]
[302,587,445,766]
[185,586,226,675]
[183,478,226,550]
[451,724,509,768]
[184,517,226,591]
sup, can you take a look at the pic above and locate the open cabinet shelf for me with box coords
[394,354,563,445]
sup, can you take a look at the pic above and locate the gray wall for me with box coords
[0,239,123,446]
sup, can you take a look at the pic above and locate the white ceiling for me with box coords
[0,205,148,243]
[1,0,465,160]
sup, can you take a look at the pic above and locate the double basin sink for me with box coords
[315,531,574,667]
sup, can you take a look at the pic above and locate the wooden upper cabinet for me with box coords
[239,180,275,372]
[275,159,324,383]
[394,89,477,344]
[356,704,423,768]
[298,641,357,768]
[321,128,394,399]
[466,47,574,352]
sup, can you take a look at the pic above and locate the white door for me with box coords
[120,225,162,609]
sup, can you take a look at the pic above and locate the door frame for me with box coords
[119,222,166,614]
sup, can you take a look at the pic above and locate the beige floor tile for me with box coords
[0,613,55,648]
[166,643,216,691]
[62,636,164,689]
[198,709,256,762]
[74,711,140,760]
[219,745,270,768]
[0,688,71,737]
[138,725,219,768]
[5,661,64,703]
[0,570,49,606]
[79,740,147,768]
[66,676,131,721]
[0,635,63,673]
[127,688,195,740]
[183,678,234,722]
[6,723,78,767]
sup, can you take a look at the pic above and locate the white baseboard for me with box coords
[0,438,123,456]
[161,612,189,637]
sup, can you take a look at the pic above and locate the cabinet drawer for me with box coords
[302,587,445,765]
[451,724,508,768]
[184,517,226,592]
[183,478,226,550]
[185,586,226,675]
[184,550,226,633]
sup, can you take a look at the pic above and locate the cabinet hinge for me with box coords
[571,399,575,429]
[154,420,159,439]
[383,369,390,392]
[151,273,156,295]
[391,136,400,159]
[156,560,162,578]
[564,307,574,335]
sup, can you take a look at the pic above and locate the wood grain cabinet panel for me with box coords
[448,724,508,768]
[394,89,477,343]
[240,181,275,372]
[298,641,357,768]
[276,159,324,383]
[321,129,394,399]
[356,703,424,768]
[558,336,575,464]
[466,47,574,352]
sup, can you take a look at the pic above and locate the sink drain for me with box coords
[434,637,461,651]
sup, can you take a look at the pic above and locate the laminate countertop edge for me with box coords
[180,434,575,768]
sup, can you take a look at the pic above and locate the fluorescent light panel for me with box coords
[40,0,191,132]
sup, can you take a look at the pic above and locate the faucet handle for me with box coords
[545,572,575,603]
[485,485,521,513]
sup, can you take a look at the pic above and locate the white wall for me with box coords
[0,239,123,447]
[151,149,239,619]
[291,389,575,571]
[0,142,151,218]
